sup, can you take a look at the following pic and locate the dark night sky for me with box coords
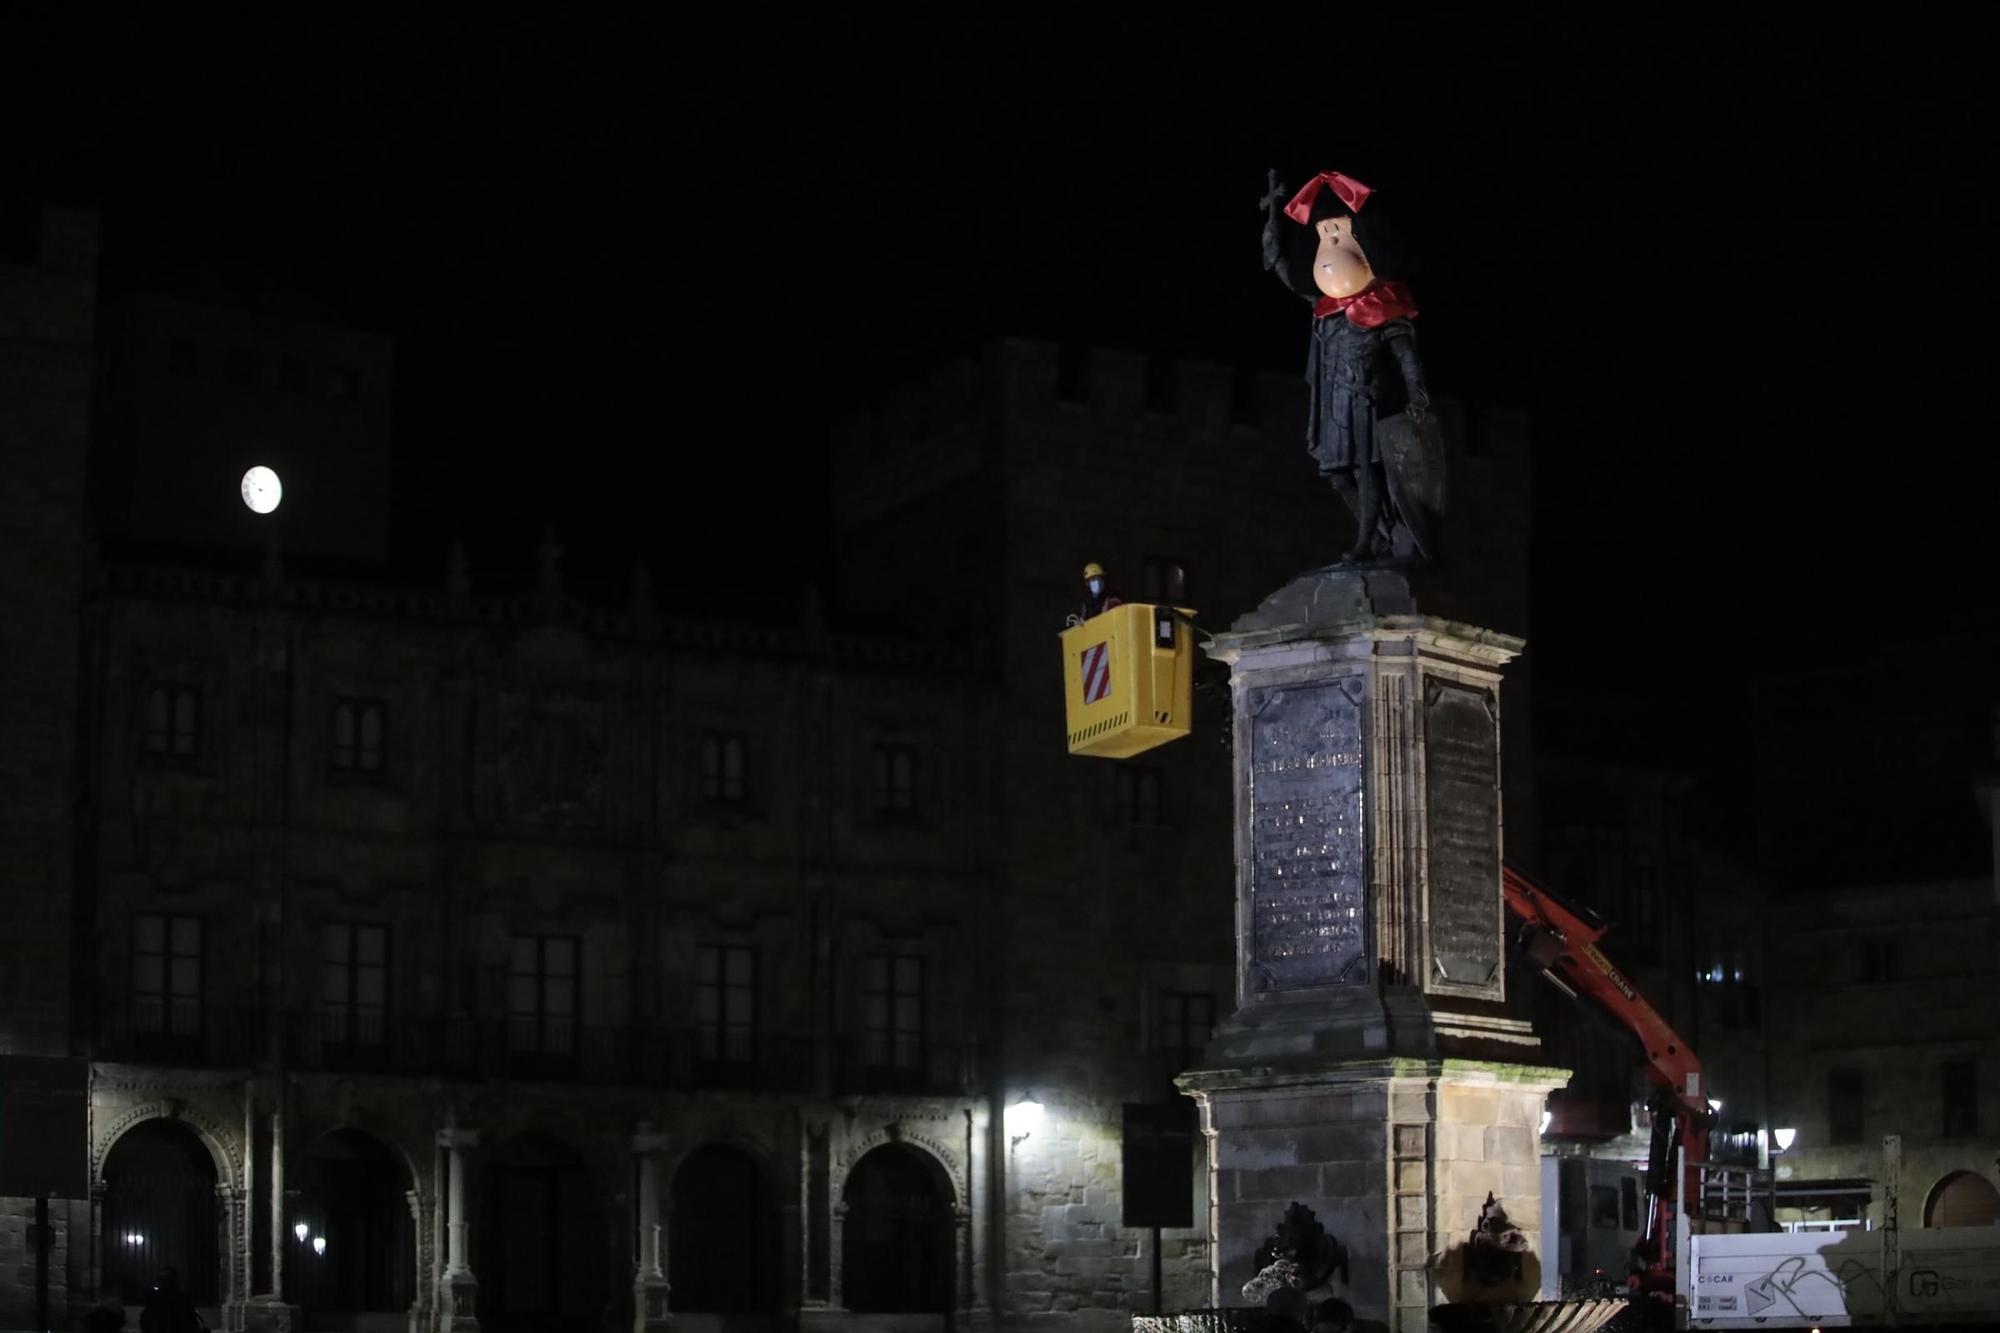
[14,16,1997,743]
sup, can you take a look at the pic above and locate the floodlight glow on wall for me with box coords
[1774,1127,1797,1152]
[1007,1094,1045,1147]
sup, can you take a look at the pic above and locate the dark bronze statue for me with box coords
[1262,169,1445,566]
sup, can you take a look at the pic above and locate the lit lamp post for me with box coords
[1006,1094,1045,1149]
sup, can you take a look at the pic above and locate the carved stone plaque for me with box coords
[1247,680,1367,991]
[1424,679,1500,992]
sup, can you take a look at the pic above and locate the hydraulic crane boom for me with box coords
[1501,863,1713,1297]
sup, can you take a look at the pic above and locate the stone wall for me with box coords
[1193,1062,1562,1332]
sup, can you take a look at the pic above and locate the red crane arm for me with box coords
[1500,864,1709,1138]
[1502,863,1715,1297]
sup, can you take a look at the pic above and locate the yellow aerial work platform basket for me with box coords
[1060,602,1197,758]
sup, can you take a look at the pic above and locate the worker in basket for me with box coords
[1067,561,1124,627]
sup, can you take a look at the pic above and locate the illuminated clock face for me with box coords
[240,465,283,514]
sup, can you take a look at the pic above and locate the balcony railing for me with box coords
[837,1037,979,1096]
[96,1003,261,1068]
[95,1005,979,1095]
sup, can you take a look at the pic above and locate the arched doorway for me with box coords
[477,1132,611,1332]
[101,1120,221,1309]
[288,1129,415,1325]
[1925,1170,2000,1227]
[842,1144,953,1313]
[669,1144,776,1313]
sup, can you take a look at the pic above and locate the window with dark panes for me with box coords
[699,731,749,804]
[1142,557,1188,604]
[697,945,756,1063]
[144,683,201,758]
[1158,991,1215,1067]
[863,956,924,1070]
[1943,1059,1978,1138]
[1861,937,1900,983]
[331,698,386,774]
[1114,765,1164,825]
[1829,1069,1865,1144]
[320,922,387,1046]
[135,914,202,1036]
[1589,1185,1619,1230]
[508,936,578,1057]
[871,744,919,817]
[1620,1176,1640,1231]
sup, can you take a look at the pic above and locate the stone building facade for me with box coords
[1764,871,2000,1231]
[77,550,996,1331]
[3,208,1558,1329]
[0,209,97,1331]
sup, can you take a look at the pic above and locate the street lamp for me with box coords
[293,1222,310,1243]
[1007,1093,1045,1148]
[1774,1127,1797,1153]
[312,1236,326,1256]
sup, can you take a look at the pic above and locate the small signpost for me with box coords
[1123,1099,1196,1312]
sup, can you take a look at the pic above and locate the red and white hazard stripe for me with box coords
[1081,642,1111,703]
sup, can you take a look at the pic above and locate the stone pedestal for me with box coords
[1179,569,1567,1331]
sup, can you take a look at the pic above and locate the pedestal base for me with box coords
[439,1272,480,1332]
[233,1296,301,1332]
[634,1274,672,1331]
[1180,1058,1567,1333]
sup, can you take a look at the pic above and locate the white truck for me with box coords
[1678,1138,2000,1329]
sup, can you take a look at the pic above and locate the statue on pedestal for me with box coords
[1261,169,1445,566]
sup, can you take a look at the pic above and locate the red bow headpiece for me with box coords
[1283,171,1374,224]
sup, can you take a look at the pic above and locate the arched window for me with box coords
[1925,1170,2000,1228]
[842,1144,953,1312]
[669,1144,776,1311]
[102,1121,220,1307]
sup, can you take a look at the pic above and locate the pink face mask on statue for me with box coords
[1311,215,1377,300]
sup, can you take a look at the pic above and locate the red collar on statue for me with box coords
[1313,279,1419,328]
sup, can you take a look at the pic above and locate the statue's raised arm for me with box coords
[1260,169,1319,303]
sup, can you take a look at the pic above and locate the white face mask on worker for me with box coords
[1087,579,1103,596]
